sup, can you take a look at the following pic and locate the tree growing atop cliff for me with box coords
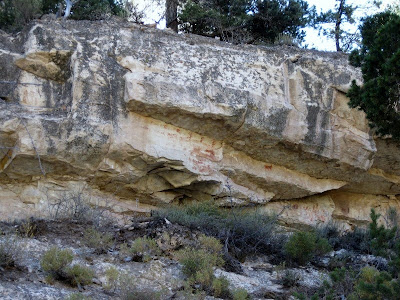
[347,11,400,139]
[178,0,313,44]
[312,0,384,52]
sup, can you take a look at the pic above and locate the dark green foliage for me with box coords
[281,269,301,288]
[41,0,62,14]
[367,208,400,277]
[155,202,283,261]
[179,0,312,44]
[69,0,125,20]
[355,267,400,300]
[0,0,125,32]
[341,227,371,253]
[285,231,332,265]
[0,0,43,32]
[347,12,400,139]
[369,208,397,257]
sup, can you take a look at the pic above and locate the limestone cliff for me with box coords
[0,18,399,228]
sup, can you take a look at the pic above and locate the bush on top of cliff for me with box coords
[179,0,313,45]
[69,0,125,21]
[347,11,400,139]
[0,0,126,32]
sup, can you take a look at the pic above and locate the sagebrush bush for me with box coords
[232,288,250,300]
[41,247,74,277]
[178,248,224,280]
[212,276,230,298]
[41,247,94,287]
[177,235,224,291]
[198,234,223,254]
[155,202,283,261]
[65,264,95,287]
[315,222,342,249]
[0,232,22,268]
[82,227,113,254]
[103,266,120,291]
[130,237,161,262]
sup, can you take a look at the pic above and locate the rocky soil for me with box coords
[2,211,393,300]
[0,215,334,300]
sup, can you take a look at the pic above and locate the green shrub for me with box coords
[355,267,400,300]
[40,247,94,287]
[232,288,250,300]
[0,0,42,32]
[130,237,161,262]
[285,231,317,264]
[294,267,357,299]
[212,277,230,298]
[155,203,283,262]
[82,227,113,254]
[285,231,331,265]
[103,266,119,291]
[369,209,397,257]
[198,234,223,254]
[65,264,95,287]
[281,269,301,288]
[67,0,126,21]
[40,247,74,277]
[177,236,224,292]
[315,236,332,256]
[0,233,22,268]
[178,248,223,281]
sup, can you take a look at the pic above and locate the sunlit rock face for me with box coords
[0,18,398,226]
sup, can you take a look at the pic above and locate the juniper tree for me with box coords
[347,11,400,139]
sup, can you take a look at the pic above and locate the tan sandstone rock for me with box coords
[0,18,398,226]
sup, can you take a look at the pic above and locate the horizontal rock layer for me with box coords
[0,18,399,227]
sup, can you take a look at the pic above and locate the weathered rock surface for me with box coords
[0,18,399,226]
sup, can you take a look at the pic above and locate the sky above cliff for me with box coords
[135,0,398,52]
[304,0,397,51]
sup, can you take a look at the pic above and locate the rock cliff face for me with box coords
[0,18,399,228]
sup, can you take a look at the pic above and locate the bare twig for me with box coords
[0,80,43,86]
[19,118,46,176]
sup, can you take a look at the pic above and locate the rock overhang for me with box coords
[0,18,398,226]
